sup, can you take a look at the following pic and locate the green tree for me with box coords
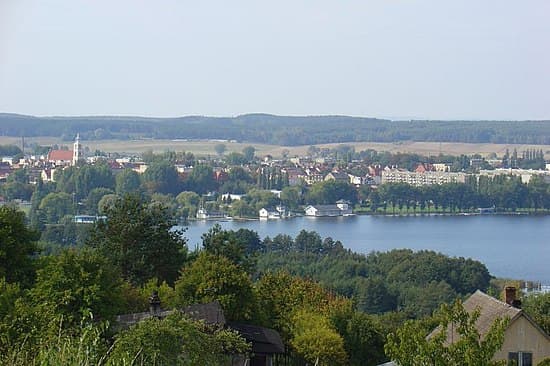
[290,309,348,366]
[97,193,119,214]
[306,180,357,204]
[225,152,247,165]
[6,168,29,185]
[214,143,227,156]
[186,164,217,194]
[255,271,352,341]
[74,163,115,200]
[1,181,34,201]
[109,312,249,366]
[281,186,302,209]
[38,192,74,223]
[141,161,181,195]
[522,292,550,335]
[29,249,126,328]
[385,299,509,366]
[200,224,257,271]
[85,187,114,215]
[151,193,178,217]
[174,252,256,322]
[115,168,141,195]
[242,146,256,162]
[176,191,200,218]
[340,312,386,366]
[86,194,187,286]
[0,206,39,286]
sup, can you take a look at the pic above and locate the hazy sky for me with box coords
[1,0,549,119]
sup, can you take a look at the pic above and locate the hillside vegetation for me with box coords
[1,113,550,145]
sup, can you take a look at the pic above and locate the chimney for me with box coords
[149,290,162,317]
[504,286,522,308]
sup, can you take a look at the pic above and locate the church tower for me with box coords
[73,133,82,166]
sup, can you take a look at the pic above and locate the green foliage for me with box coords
[0,206,39,286]
[74,163,115,200]
[242,145,256,162]
[186,164,217,194]
[176,191,201,218]
[86,187,114,215]
[39,192,74,223]
[115,168,141,195]
[280,186,302,209]
[200,224,257,272]
[174,252,256,322]
[141,161,181,195]
[30,249,126,328]
[3,114,550,145]
[140,278,178,310]
[97,193,119,215]
[214,143,226,156]
[385,299,508,366]
[522,292,550,335]
[151,193,178,217]
[109,312,250,366]
[1,320,108,366]
[257,237,492,318]
[40,220,92,248]
[1,179,34,201]
[0,144,22,156]
[339,311,386,366]
[306,180,357,204]
[87,194,187,286]
[255,271,352,341]
[373,177,550,214]
[224,151,248,165]
[0,277,21,320]
[290,309,348,366]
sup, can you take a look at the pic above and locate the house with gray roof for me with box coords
[438,288,549,365]
[380,287,549,366]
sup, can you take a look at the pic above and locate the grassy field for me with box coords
[1,136,550,159]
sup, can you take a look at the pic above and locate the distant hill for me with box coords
[1,113,549,146]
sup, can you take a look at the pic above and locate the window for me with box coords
[508,352,533,366]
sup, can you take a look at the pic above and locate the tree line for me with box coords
[2,113,550,145]
[366,175,550,213]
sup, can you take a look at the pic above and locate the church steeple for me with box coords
[73,133,82,166]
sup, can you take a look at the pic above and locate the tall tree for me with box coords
[0,206,38,286]
[86,194,187,286]
[141,161,181,195]
[29,249,126,328]
[115,168,141,195]
[174,252,256,322]
[242,146,256,162]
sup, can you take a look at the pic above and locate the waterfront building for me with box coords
[479,168,550,184]
[304,200,352,217]
[381,168,467,186]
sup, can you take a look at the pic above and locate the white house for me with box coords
[259,208,281,220]
[304,201,352,217]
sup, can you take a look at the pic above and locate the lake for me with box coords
[177,215,550,284]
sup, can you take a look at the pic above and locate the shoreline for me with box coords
[184,210,550,223]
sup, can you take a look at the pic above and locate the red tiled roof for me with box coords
[48,150,73,162]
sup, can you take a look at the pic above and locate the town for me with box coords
[1,135,549,225]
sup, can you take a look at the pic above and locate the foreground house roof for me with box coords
[116,298,284,356]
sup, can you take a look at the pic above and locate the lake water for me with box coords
[177,215,550,284]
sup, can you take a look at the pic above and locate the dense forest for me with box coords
[2,113,550,145]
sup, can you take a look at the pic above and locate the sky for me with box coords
[0,0,549,120]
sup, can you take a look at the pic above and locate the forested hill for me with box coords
[1,113,549,145]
